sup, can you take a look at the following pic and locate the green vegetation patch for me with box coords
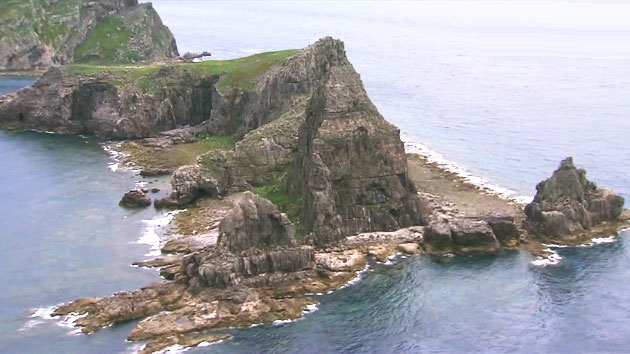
[74,15,139,64]
[252,172,305,236]
[65,49,299,92]
[121,135,235,171]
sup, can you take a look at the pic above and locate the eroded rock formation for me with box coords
[525,157,624,239]
[183,192,314,290]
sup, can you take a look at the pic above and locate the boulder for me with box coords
[217,192,296,252]
[525,157,625,239]
[397,242,421,254]
[119,189,151,208]
[449,219,500,253]
[485,213,520,246]
[423,218,500,254]
[154,165,220,208]
[181,193,314,289]
[423,221,453,251]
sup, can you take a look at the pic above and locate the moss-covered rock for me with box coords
[0,0,178,71]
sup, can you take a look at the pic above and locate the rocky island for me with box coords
[0,0,178,72]
[1,33,629,353]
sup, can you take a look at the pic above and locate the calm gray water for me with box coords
[2,1,630,353]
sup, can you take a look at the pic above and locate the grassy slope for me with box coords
[66,49,299,91]
[0,0,81,48]
[73,15,137,63]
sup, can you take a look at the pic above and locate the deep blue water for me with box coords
[3,1,630,353]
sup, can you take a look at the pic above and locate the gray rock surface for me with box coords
[182,192,314,289]
[217,192,296,253]
[288,39,430,244]
[154,165,219,208]
[119,189,151,208]
[525,157,625,239]
[423,218,501,254]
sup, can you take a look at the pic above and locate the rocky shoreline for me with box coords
[2,37,629,353]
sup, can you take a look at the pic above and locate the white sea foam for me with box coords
[273,319,294,326]
[139,210,184,256]
[22,306,90,335]
[108,163,119,172]
[401,134,533,205]
[578,235,617,248]
[19,306,56,331]
[154,344,190,354]
[531,247,562,266]
[303,303,319,314]
[57,312,87,329]
[339,264,371,290]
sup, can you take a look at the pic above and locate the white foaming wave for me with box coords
[102,143,123,173]
[272,303,319,326]
[19,306,56,331]
[531,247,562,266]
[339,264,371,290]
[21,306,88,335]
[101,142,139,174]
[303,303,319,314]
[139,210,184,257]
[154,344,190,354]
[378,252,403,266]
[401,134,533,205]
[578,235,617,248]
[108,163,119,172]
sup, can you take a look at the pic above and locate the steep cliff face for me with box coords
[525,157,624,239]
[0,65,215,137]
[287,40,429,244]
[0,0,178,71]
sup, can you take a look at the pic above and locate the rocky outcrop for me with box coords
[525,157,625,240]
[423,217,510,254]
[217,192,296,252]
[154,164,220,208]
[0,0,178,72]
[119,189,151,208]
[288,40,429,245]
[183,193,314,289]
[0,66,215,138]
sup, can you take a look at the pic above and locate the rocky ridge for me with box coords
[0,0,178,72]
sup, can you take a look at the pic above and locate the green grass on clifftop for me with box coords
[65,49,299,92]
[252,173,305,236]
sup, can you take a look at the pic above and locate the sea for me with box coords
[1,1,630,352]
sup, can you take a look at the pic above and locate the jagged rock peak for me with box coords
[525,157,624,239]
[289,38,430,244]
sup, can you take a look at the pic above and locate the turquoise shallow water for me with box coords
[3,1,630,352]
